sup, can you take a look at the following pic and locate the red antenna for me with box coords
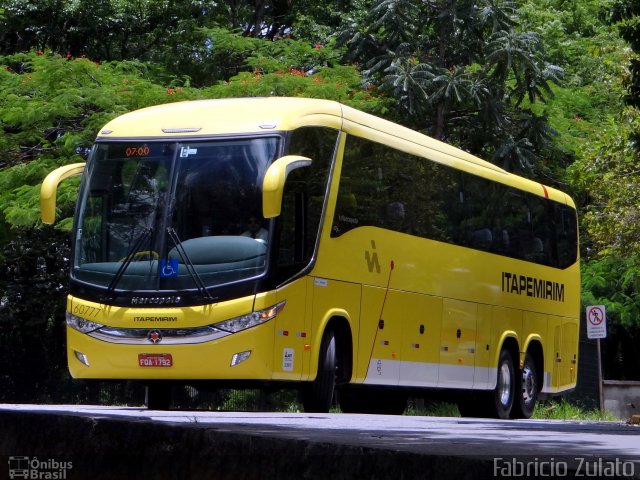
[365,260,396,378]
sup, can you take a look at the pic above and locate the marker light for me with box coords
[213,301,285,333]
[66,312,103,333]
[74,351,90,366]
[231,351,252,367]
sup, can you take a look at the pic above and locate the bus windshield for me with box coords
[73,137,279,294]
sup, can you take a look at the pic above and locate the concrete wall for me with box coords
[603,380,640,420]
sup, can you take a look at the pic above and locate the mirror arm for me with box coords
[262,155,312,218]
[40,162,86,224]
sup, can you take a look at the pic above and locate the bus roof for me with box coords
[97,97,573,207]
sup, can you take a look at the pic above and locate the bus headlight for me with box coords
[213,301,285,333]
[66,312,104,333]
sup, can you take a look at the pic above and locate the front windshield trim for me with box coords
[71,134,284,304]
[94,133,283,143]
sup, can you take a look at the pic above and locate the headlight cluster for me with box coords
[66,312,103,333]
[66,301,285,337]
[212,301,285,333]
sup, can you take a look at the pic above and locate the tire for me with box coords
[146,382,172,410]
[457,349,516,419]
[301,330,337,413]
[339,388,407,415]
[491,349,516,419]
[511,352,538,419]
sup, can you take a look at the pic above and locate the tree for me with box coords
[613,0,640,109]
[0,0,356,86]
[340,0,562,174]
[569,0,640,259]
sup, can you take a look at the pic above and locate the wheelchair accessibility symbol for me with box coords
[160,259,179,278]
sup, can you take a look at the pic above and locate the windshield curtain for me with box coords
[73,138,279,293]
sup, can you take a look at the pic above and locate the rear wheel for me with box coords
[492,349,516,419]
[457,349,516,419]
[301,330,337,413]
[511,352,538,419]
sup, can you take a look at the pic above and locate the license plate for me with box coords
[138,353,173,367]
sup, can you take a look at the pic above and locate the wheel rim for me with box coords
[323,334,337,373]
[521,364,536,405]
[498,362,512,407]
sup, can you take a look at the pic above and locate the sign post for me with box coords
[586,305,607,413]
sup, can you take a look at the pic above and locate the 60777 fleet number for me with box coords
[72,304,101,318]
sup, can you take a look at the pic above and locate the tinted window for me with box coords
[332,135,578,269]
[275,127,339,283]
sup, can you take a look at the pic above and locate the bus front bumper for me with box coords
[66,323,274,380]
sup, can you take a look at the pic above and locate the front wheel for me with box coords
[301,330,337,413]
[511,352,538,419]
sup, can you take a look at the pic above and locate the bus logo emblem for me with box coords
[147,330,163,344]
[365,240,381,273]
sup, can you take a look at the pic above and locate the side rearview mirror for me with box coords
[40,162,86,224]
[262,155,312,218]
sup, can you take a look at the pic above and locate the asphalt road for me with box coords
[1,404,639,479]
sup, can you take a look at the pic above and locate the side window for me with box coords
[332,135,450,238]
[413,161,457,243]
[275,127,338,283]
[330,134,578,269]
[331,136,387,236]
[554,204,578,269]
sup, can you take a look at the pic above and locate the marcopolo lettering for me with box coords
[501,272,565,302]
[131,296,181,306]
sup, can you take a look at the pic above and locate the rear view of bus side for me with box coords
[41,98,579,418]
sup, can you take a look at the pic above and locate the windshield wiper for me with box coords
[166,227,215,302]
[106,227,153,300]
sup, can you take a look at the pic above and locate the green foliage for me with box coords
[404,400,461,417]
[339,0,563,174]
[517,0,627,187]
[0,51,203,231]
[568,109,640,257]
[520,0,625,84]
[533,399,619,421]
[612,0,640,109]
[0,1,356,86]
[1,0,217,59]
[582,255,640,329]
[404,398,618,419]
[204,65,391,114]
[171,26,346,86]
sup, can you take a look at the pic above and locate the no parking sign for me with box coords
[586,305,607,339]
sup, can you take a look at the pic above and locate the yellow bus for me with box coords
[41,97,579,418]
